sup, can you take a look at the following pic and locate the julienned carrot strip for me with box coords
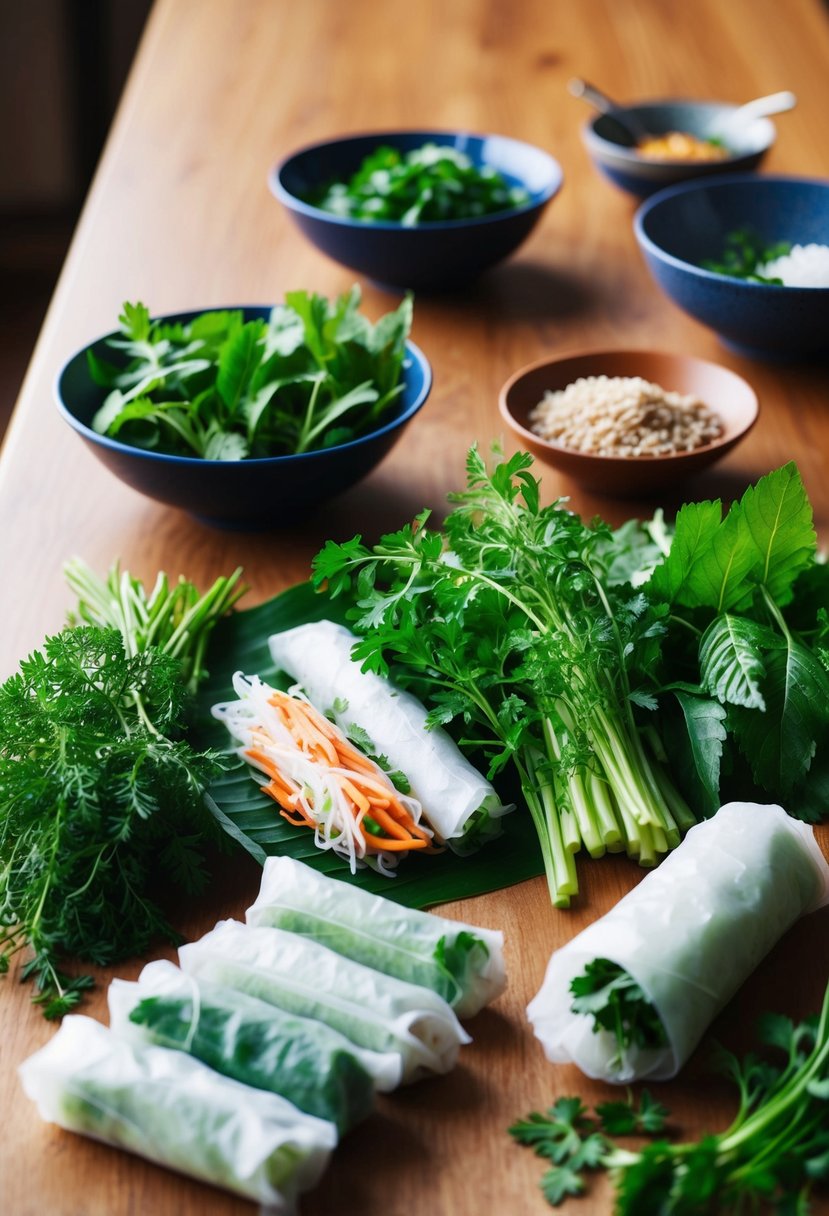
[362,832,430,851]
[246,687,442,857]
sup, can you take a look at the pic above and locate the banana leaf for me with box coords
[195,582,543,909]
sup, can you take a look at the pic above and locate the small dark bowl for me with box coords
[270,130,563,290]
[583,100,775,198]
[634,174,829,358]
[55,307,432,529]
[499,349,759,497]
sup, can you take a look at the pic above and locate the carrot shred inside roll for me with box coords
[232,685,438,867]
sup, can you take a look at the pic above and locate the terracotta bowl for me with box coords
[499,349,758,497]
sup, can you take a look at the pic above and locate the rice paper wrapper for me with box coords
[247,856,506,1018]
[268,620,511,849]
[18,1015,336,1212]
[108,959,387,1131]
[528,802,829,1084]
[179,919,469,1084]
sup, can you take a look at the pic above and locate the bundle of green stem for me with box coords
[313,448,694,906]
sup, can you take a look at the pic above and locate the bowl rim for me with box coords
[633,172,829,290]
[54,305,432,467]
[270,128,564,231]
[498,346,759,464]
[583,99,775,165]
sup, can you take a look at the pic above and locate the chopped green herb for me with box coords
[702,227,791,282]
[309,143,530,225]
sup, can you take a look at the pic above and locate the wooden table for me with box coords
[3,0,829,1212]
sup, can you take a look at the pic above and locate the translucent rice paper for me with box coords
[528,803,829,1084]
[247,855,506,1018]
[179,920,470,1083]
[18,1015,336,1212]
[268,620,511,851]
[108,959,387,1132]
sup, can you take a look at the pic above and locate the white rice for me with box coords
[758,243,829,287]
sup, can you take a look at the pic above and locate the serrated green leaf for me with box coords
[647,499,723,605]
[737,462,815,606]
[699,614,777,709]
[730,638,829,796]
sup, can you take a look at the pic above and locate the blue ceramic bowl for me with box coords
[634,175,829,358]
[584,100,775,198]
[55,307,432,528]
[270,130,563,290]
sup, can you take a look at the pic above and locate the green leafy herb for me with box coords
[569,958,668,1071]
[312,444,695,908]
[309,143,530,225]
[88,288,412,459]
[0,563,244,1016]
[702,227,791,282]
[511,984,829,1212]
[645,462,829,818]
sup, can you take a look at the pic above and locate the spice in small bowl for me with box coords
[528,375,724,458]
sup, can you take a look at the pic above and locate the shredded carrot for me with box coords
[243,688,440,860]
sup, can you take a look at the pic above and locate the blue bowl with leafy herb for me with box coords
[271,131,563,290]
[584,100,775,198]
[634,174,829,357]
[55,298,431,528]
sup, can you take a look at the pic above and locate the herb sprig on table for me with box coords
[88,288,412,459]
[511,985,829,1212]
[310,143,530,225]
[0,562,244,1017]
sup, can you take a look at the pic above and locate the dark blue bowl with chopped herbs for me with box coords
[634,174,829,357]
[55,300,432,528]
[271,130,563,290]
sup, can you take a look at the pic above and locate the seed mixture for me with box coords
[528,375,724,457]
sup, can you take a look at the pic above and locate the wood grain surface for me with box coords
[2,1,829,1213]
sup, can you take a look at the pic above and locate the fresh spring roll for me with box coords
[108,959,386,1133]
[246,855,506,1018]
[178,920,469,1083]
[528,802,829,1084]
[18,1015,336,1211]
[268,620,511,853]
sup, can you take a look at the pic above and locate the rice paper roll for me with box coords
[247,855,506,1018]
[268,620,511,853]
[108,959,384,1132]
[528,802,829,1084]
[18,1015,336,1211]
[179,920,469,1083]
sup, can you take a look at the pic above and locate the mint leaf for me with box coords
[737,462,815,606]
[699,614,777,709]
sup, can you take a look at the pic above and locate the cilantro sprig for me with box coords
[88,288,412,460]
[313,445,695,907]
[310,143,530,226]
[512,985,829,1213]
[0,562,244,1016]
[570,958,668,1072]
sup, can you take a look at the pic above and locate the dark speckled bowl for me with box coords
[634,175,829,358]
[270,130,563,290]
[55,307,432,529]
[583,100,775,198]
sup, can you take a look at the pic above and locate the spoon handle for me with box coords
[567,78,649,141]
